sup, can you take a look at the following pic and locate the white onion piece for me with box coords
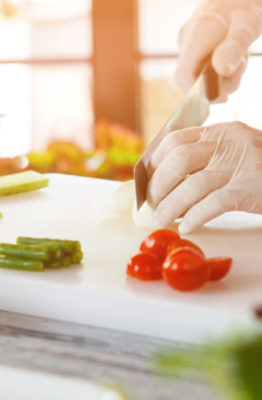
[109,179,155,228]
[132,200,154,228]
[109,180,136,215]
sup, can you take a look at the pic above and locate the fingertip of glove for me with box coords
[212,44,242,77]
[178,220,193,235]
[212,56,235,78]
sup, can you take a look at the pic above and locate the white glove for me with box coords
[147,121,262,234]
[176,0,262,102]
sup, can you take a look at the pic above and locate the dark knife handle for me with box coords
[204,62,219,101]
[195,57,219,101]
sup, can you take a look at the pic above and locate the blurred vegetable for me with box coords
[0,0,18,18]
[155,332,262,400]
[95,120,143,154]
[0,237,84,272]
[0,121,144,181]
[0,171,49,196]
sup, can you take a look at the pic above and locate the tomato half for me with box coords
[167,238,204,257]
[206,258,232,281]
[162,247,209,291]
[127,252,162,281]
[140,229,180,261]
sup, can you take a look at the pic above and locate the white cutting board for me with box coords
[0,173,262,344]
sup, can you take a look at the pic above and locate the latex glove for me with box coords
[176,0,262,102]
[147,121,262,234]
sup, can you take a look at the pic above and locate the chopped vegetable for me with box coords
[206,258,233,281]
[0,171,49,196]
[127,229,232,291]
[162,248,208,291]
[140,229,180,261]
[0,237,83,272]
[0,257,44,271]
[71,251,83,264]
[44,260,62,269]
[0,243,53,260]
[127,253,162,281]
[61,256,71,267]
[17,237,75,253]
[167,238,205,257]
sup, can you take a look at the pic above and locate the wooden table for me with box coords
[0,310,217,400]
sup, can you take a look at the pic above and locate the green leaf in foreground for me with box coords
[154,333,262,400]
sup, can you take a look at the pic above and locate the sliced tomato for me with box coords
[167,238,204,257]
[206,257,232,281]
[127,252,162,281]
[140,229,180,261]
[162,247,208,291]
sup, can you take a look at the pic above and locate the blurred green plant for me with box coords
[0,120,144,181]
[154,332,262,400]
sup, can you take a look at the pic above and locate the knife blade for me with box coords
[134,63,218,210]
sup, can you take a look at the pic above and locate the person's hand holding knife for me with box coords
[176,0,262,103]
[142,0,262,234]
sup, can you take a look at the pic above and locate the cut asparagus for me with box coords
[0,171,49,196]
[16,238,61,258]
[0,257,44,271]
[45,260,62,269]
[6,237,84,271]
[61,256,71,267]
[18,237,81,254]
[71,251,83,264]
[0,243,53,261]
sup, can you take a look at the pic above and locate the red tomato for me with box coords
[162,247,209,291]
[127,252,162,281]
[140,229,180,261]
[167,238,205,257]
[206,258,232,281]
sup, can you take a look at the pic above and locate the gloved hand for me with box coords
[176,0,262,102]
[147,121,262,234]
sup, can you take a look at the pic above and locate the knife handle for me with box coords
[204,62,219,101]
[195,57,219,101]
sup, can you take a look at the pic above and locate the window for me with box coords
[138,0,262,144]
[0,0,261,159]
[0,0,93,156]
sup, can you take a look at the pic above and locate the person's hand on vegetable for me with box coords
[147,122,262,234]
[175,0,262,102]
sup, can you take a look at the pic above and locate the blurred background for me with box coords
[0,0,261,180]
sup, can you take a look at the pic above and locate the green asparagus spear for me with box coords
[16,238,62,258]
[71,241,81,252]
[71,251,83,264]
[0,243,53,261]
[61,256,71,267]
[0,257,44,271]
[44,260,62,269]
[17,237,75,253]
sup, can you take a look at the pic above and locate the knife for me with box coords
[134,63,219,210]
